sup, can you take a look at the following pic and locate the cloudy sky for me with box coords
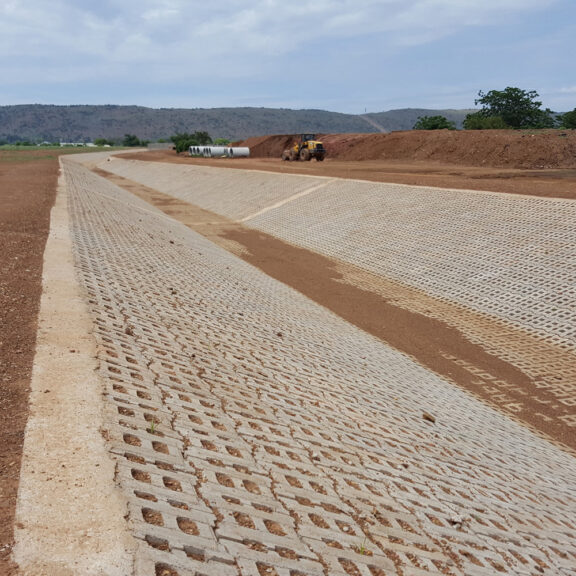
[0,0,574,113]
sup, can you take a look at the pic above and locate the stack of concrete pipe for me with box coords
[189,146,250,158]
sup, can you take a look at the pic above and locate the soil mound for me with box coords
[242,130,576,170]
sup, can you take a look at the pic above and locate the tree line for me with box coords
[99,131,230,150]
[414,87,576,130]
[0,131,232,149]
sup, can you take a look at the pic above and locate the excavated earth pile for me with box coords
[243,130,576,169]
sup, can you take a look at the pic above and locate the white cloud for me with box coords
[0,0,569,110]
[1,0,560,59]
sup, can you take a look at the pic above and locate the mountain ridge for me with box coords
[0,104,474,143]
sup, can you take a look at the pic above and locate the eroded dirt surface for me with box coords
[0,149,61,575]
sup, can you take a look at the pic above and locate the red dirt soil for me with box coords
[242,129,576,169]
[0,149,61,575]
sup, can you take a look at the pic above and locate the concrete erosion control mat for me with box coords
[100,157,576,440]
[17,153,576,575]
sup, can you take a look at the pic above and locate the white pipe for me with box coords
[208,146,228,157]
[228,147,250,158]
[192,146,251,158]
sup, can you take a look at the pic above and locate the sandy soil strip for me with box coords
[13,168,136,575]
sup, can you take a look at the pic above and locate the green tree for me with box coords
[193,131,212,145]
[472,87,555,129]
[413,115,456,130]
[462,113,509,130]
[171,132,194,154]
[122,134,142,147]
[171,131,213,154]
[94,138,114,146]
[558,108,576,129]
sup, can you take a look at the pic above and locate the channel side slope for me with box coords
[97,157,576,437]
[98,158,576,352]
[59,157,576,575]
[99,156,319,221]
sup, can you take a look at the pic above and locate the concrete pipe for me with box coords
[228,147,250,158]
[205,146,228,158]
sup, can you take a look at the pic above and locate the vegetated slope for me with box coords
[242,130,576,169]
[0,104,473,143]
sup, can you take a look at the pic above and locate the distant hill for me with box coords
[0,104,475,144]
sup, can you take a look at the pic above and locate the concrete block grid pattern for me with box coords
[101,159,576,353]
[100,158,576,432]
[63,157,576,575]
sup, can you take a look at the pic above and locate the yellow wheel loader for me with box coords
[282,134,326,161]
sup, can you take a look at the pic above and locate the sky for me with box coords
[0,0,574,114]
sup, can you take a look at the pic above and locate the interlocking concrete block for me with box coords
[62,157,576,576]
